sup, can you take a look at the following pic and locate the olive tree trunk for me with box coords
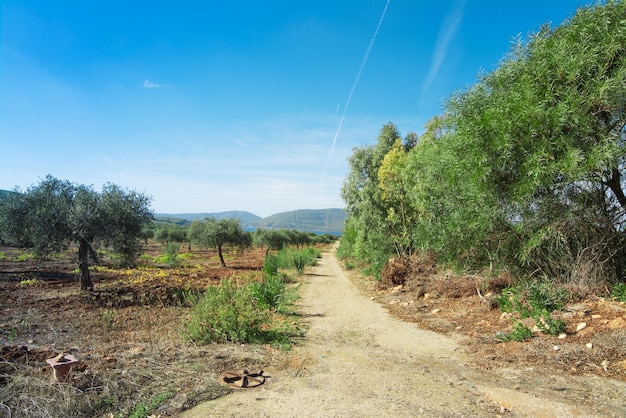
[78,238,94,290]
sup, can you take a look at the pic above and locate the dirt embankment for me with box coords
[184,248,626,417]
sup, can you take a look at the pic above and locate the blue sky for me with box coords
[1,0,590,217]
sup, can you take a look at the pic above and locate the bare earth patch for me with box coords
[0,244,283,417]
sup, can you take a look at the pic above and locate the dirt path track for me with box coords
[184,247,626,417]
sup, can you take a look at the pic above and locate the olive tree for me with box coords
[188,217,251,267]
[0,176,153,289]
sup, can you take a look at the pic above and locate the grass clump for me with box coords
[153,242,181,267]
[16,253,35,262]
[127,389,174,418]
[18,278,43,286]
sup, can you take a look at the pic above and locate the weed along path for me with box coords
[184,247,626,417]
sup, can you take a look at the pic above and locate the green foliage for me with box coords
[498,279,568,317]
[184,279,272,344]
[250,273,286,310]
[535,310,567,336]
[340,124,409,276]
[497,279,569,336]
[128,389,174,418]
[188,217,250,267]
[262,253,279,276]
[154,224,188,245]
[99,308,117,332]
[15,253,34,262]
[496,321,533,343]
[0,175,153,289]
[340,2,626,284]
[184,249,305,346]
[611,282,626,302]
[154,242,180,267]
[18,278,42,286]
[275,246,320,274]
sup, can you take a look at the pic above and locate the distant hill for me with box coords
[156,208,346,235]
[0,189,19,200]
[155,211,262,227]
[255,208,346,235]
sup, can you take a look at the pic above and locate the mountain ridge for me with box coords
[156,208,346,234]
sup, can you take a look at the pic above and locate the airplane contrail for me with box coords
[326,0,391,163]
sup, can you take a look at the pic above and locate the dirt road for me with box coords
[183,247,626,417]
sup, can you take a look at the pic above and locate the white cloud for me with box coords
[143,79,166,88]
[423,0,465,92]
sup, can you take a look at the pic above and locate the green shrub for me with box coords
[497,278,568,337]
[250,274,286,309]
[153,242,180,267]
[263,253,279,276]
[276,247,292,270]
[275,247,321,274]
[611,282,626,302]
[496,321,533,342]
[163,242,181,267]
[184,279,271,344]
[291,251,307,274]
[535,310,566,336]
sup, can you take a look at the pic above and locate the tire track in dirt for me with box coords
[183,247,625,417]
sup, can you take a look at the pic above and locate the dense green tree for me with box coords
[437,0,626,282]
[341,1,626,285]
[0,176,153,289]
[188,217,250,267]
[253,229,290,253]
[340,123,403,275]
[154,224,187,245]
[378,138,417,257]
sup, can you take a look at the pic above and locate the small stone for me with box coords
[602,360,610,371]
[431,308,441,314]
[576,322,587,332]
[390,285,404,295]
[553,345,560,351]
[557,333,567,339]
[586,343,593,349]
[591,314,602,320]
